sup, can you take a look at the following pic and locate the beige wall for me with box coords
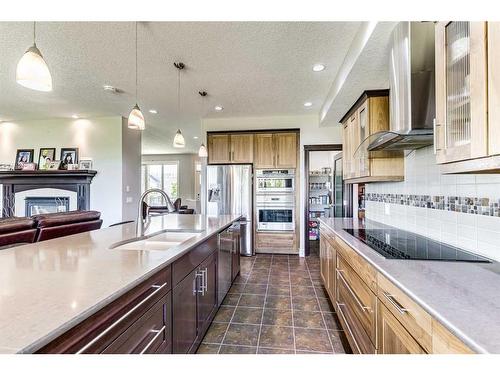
[0,116,141,226]
[121,117,142,222]
[202,114,342,256]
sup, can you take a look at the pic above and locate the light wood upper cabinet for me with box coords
[230,134,254,163]
[341,90,404,183]
[434,22,488,165]
[208,131,298,168]
[208,134,231,164]
[378,303,426,354]
[254,134,275,168]
[208,133,254,164]
[274,133,297,168]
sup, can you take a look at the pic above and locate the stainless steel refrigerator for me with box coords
[206,164,253,256]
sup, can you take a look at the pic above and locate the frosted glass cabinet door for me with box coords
[434,21,488,164]
[488,22,500,155]
[357,102,370,178]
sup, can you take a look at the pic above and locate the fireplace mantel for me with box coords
[0,170,97,217]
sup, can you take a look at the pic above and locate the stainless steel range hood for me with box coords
[367,22,435,151]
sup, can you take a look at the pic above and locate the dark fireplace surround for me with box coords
[0,170,97,218]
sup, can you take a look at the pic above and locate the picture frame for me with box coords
[38,148,56,170]
[14,149,34,170]
[60,148,79,170]
[48,160,61,170]
[78,159,93,170]
[21,163,37,171]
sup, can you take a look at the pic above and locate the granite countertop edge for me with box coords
[319,217,487,354]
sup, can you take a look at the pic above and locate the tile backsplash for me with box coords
[365,146,500,262]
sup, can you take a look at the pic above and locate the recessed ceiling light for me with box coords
[193,136,199,139]
[214,106,223,111]
[304,102,313,107]
[149,109,158,114]
[103,84,116,92]
[312,64,325,72]
[71,114,79,119]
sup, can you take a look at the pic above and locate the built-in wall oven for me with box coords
[256,169,295,194]
[256,194,294,232]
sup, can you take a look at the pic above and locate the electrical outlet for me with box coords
[384,203,390,216]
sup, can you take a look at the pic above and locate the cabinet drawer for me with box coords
[103,292,171,354]
[255,232,296,250]
[377,273,432,352]
[334,236,377,292]
[336,299,376,354]
[37,266,171,353]
[336,255,377,345]
[172,235,218,285]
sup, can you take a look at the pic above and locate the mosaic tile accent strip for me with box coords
[365,193,500,217]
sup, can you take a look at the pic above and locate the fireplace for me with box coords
[25,197,70,216]
[0,170,96,218]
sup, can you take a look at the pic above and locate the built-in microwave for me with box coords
[256,194,294,232]
[256,169,295,194]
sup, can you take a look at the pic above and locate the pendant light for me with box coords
[173,62,186,148]
[128,22,145,130]
[16,21,53,92]
[198,91,208,158]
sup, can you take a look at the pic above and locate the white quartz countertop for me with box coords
[319,217,500,354]
[0,214,241,353]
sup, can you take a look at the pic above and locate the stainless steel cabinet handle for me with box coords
[139,326,166,354]
[336,269,371,312]
[196,271,205,296]
[76,282,167,354]
[383,291,409,315]
[336,301,362,354]
[203,268,208,293]
[433,118,443,154]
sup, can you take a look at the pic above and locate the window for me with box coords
[141,162,178,205]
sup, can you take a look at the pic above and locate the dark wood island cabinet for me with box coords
[37,224,240,354]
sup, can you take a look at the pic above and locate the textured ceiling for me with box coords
[0,22,361,153]
[321,22,397,126]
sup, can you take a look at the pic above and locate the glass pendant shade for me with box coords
[173,129,186,148]
[16,45,53,92]
[128,104,145,130]
[198,143,208,157]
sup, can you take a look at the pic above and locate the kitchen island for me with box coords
[319,217,500,354]
[0,214,241,354]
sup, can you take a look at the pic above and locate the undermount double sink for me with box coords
[110,229,204,251]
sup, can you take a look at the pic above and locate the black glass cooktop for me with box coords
[344,227,491,263]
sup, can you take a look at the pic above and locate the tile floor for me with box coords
[197,253,349,354]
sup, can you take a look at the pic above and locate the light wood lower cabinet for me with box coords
[377,273,432,352]
[255,232,297,254]
[378,303,426,354]
[431,319,474,354]
[319,227,476,354]
[319,232,336,301]
[337,255,377,345]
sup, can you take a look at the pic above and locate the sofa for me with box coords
[146,198,195,215]
[0,217,38,248]
[0,210,103,248]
